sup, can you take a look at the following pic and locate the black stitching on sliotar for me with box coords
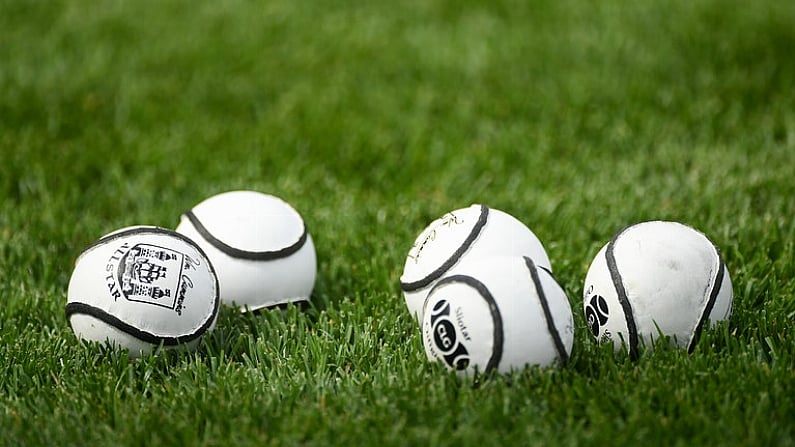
[182,210,308,261]
[688,244,726,353]
[65,299,218,347]
[400,205,490,292]
[79,226,206,260]
[605,226,639,359]
[523,256,569,364]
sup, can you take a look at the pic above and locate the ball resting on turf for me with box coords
[421,256,573,375]
[66,226,220,357]
[583,220,733,357]
[400,204,552,322]
[176,190,316,312]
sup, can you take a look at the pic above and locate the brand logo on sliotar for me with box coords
[429,299,470,370]
[585,293,609,337]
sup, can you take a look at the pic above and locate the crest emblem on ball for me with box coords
[116,243,187,309]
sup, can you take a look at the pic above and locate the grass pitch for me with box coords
[2,0,795,445]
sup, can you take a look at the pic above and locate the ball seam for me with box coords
[182,210,309,261]
[400,204,490,292]
[523,256,569,365]
[687,245,726,353]
[606,226,640,359]
[65,298,218,346]
[78,226,207,261]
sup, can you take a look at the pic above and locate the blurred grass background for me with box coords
[1,0,794,445]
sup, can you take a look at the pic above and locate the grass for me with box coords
[1,0,795,445]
